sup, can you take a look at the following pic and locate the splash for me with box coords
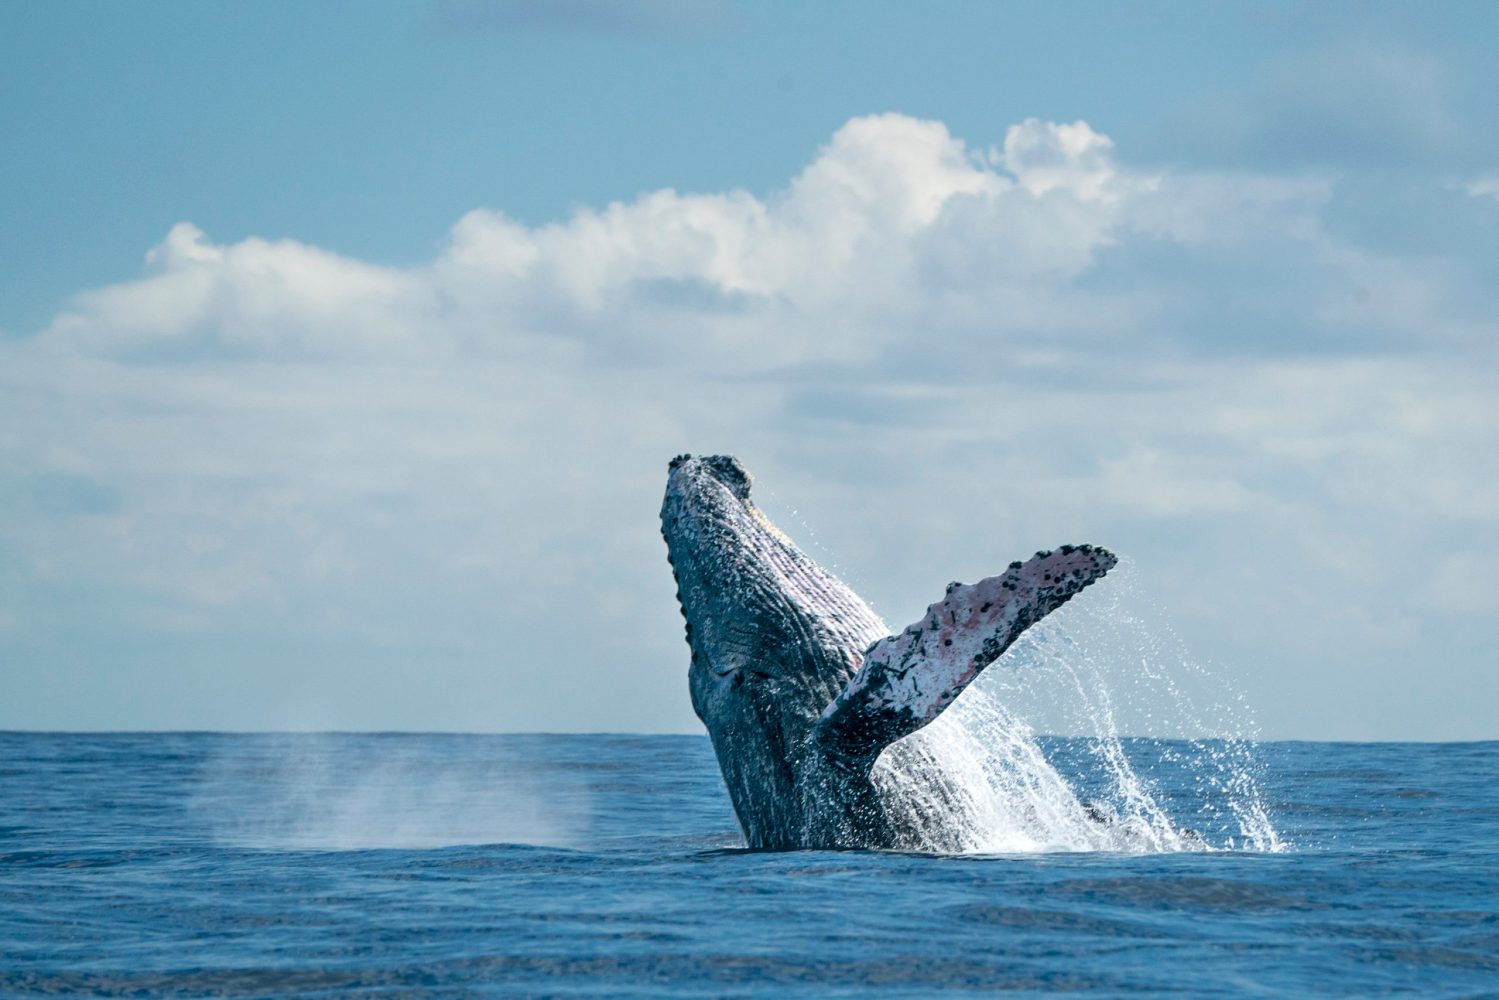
[189,735,591,850]
[872,560,1284,855]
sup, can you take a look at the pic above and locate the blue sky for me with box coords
[3,1,1498,738]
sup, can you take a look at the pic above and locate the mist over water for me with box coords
[5,730,1495,996]
[875,560,1283,855]
[189,734,593,850]
[180,562,1278,860]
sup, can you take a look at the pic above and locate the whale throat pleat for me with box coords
[759,512,887,652]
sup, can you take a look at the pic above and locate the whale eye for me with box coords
[705,648,747,678]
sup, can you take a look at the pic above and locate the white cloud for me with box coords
[38,114,1138,365]
[1467,176,1499,202]
[51,222,428,358]
[1000,119,1120,201]
[4,113,1498,738]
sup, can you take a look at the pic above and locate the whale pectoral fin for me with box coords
[814,545,1117,766]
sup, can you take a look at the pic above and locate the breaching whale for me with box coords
[660,454,1117,850]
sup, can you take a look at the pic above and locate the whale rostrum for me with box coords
[660,454,1118,850]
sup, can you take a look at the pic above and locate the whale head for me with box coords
[660,454,887,842]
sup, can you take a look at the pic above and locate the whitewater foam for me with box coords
[873,560,1284,855]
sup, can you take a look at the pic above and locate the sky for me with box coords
[2,1,1498,739]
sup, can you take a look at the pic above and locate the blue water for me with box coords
[2,732,1496,997]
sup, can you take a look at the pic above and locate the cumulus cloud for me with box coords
[4,113,1497,738]
[47,113,1443,366]
[41,115,1142,368]
[1000,119,1121,200]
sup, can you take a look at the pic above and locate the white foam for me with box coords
[190,736,592,850]
[872,560,1285,854]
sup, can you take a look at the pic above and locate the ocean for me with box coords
[2,731,1496,997]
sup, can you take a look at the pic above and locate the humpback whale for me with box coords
[660,454,1117,850]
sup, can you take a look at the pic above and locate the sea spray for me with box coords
[873,559,1284,854]
[7,731,1491,995]
[183,571,1279,855]
[188,733,593,850]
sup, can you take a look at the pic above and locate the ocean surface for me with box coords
[2,732,1496,997]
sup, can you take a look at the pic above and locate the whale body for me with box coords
[660,454,1117,850]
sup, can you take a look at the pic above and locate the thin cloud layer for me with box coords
[1159,44,1468,168]
[4,114,1496,737]
[1468,176,1499,202]
[433,0,735,37]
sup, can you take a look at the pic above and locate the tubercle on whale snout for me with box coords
[665,453,754,504]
